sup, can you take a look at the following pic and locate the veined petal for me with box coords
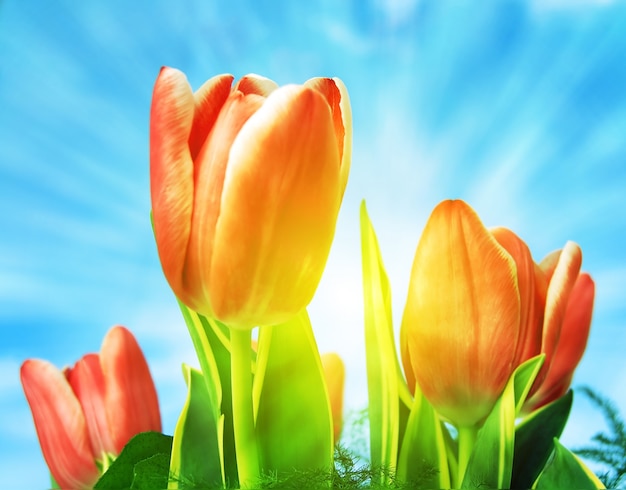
[189,74,234,159]
[150,67,196,307]
[491,227,543,364]
[305,77,352,198]
[209,85,341,328]
[100,326,161,454]
[234,74,278,96]
[535,242,583,389]
[21,360,99,490]
[321,353,345,443]
[66,354,116,458]
[402,200,520,427]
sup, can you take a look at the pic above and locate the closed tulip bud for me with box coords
[400,200,587,428]
[321,352,346,443]
[150,68,351,329]
[20,326,161,489]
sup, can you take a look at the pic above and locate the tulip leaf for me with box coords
[360,201,412,481]
[535,438,605,489]
[511,390,573,489]
[177,302,239,485]
[130,452,171,490]
[253,309,333,479]
[397,385,451,488]
[461,355,544,489]
[94,431,172,489]
[169,364,224,489]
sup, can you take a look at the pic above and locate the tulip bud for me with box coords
[20,326,161,489]
[400,200,588,428]
[150,68,351,329]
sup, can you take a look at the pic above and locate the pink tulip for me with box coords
[21,326,161,489]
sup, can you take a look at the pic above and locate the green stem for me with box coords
[230,328,259,488]
[457,425,478,487]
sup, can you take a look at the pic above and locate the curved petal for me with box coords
[526,273,594,411]
[150,67,196,307]
[189,74,234,160]
[535,242,583,391]
[209,85,341,328]
[491,227,543,364]
[186,91,265,316]
[234,74,278,96]
[401,200,520,427]
[100,326,161,454]
[321,353,345,443]
[21,360,99,490]
[305,77,352,198]
[66,354,116,457]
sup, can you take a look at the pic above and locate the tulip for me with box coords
[400,200,587,429]
[150,67,351,330]
[321,352,346,443]
[21,326,161,489]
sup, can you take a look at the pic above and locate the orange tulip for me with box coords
[321,352,346,443]
[400,200,588,428]
[21,326,161,489]
[150,68,351,329]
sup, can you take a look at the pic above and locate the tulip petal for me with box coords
[401,200,521,427]
[491,227,543,364]
[208,85,341,327]
[305,77,352,198]
[526,273,594,410]
[189,74,234,160]
[186,91,265,316]
[536,242,583,386]
[21,359,99,490]
[100,326,161,454]
[321,353,345,442]
[150,67,196,307]
[66,353,117,458]
[234,74,278,96]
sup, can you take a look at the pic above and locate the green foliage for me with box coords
[575,386,626,489]
[536,438,605,489]
[94,432,172,490]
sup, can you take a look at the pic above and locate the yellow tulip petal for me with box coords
[402,200,521,427]
[209,85,341,328]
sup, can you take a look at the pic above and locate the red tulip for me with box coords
[21,326,161,489]
[321,352,345,443]
[400,200,588,428]
[150,68,351,329]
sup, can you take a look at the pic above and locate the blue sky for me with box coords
[1,0,626,487]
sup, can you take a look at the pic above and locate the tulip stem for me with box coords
[230,328,259,488]
[457,425,478,486]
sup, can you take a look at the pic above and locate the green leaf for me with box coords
[94,432,172,490]
[253,309,333,479]
[177,303,239,485]
[360,201,412,481]
[511,390,573,489]
[169,364,224,489]
[536,438,605,489]
[397,386,451,488]
[131,452,170,490]
[462,355,544,489]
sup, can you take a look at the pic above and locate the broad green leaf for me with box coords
[94,432,172,489]
[535,438,605,489]
[462,355,544,489]
[131,452,170,490]
[253,309,333,479]
[397,385,451,488]
[511,390,573,489]
[177,303,239,485]
[169,365,224,489]
[360,201,412,480]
